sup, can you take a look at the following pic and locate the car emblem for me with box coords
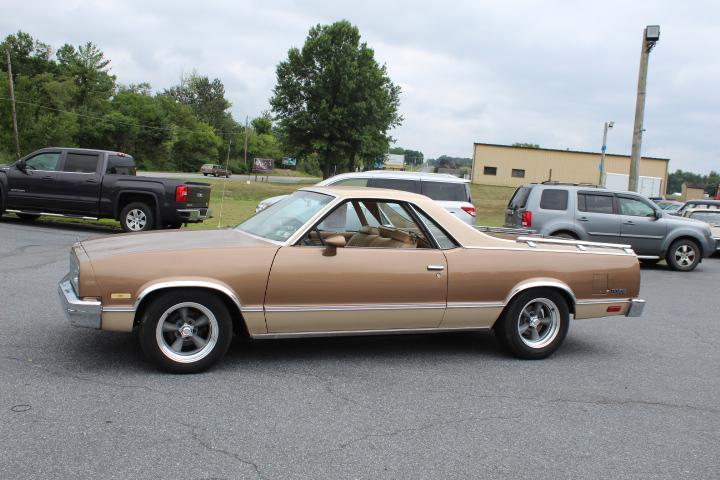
[197,193,203,198]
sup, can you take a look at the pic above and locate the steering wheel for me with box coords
[302,227,326,246]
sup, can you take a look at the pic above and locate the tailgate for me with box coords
[184,182,211,208]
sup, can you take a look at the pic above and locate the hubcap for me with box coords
[674,245,696,267]
[517,298,561,349]
[126,209,147,231]
[155,302,219,363]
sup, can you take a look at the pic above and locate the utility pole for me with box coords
[243,115,249,170]
[629,25,660,192]
[5,47,21,160]
[218,136,232,228]
[598,121,614,186]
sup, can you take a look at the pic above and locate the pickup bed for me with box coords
[0,147,211,232]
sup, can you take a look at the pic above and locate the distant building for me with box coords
[471,142,670,197]
[681,183,705,201]
[384,153,405,171]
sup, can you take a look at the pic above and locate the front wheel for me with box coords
[139,289,233,373]
[666,239,701,272]
[16,213,41,221]
[495,289,570,359]
[120,202,155,232]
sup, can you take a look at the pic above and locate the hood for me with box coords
[81,228,274,260]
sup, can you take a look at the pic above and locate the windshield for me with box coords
[689,211,720,225]
[236,190,333,242]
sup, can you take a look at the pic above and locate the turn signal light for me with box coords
[175,185,188,202]
[607,305,622,313]
[521,211,533,227]
[461,205,477,217]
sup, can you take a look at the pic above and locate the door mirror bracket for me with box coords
[16,159,27,172]
[323,235,346,255]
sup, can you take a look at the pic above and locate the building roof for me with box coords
[473,142,670,162]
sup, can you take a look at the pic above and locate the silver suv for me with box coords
[255,171,476,225]
[504,182,716,271]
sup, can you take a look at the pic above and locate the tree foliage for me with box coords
[389,147,424,166]
[512,142,540,149]
[667,169,720,196]
[271,20,402,178]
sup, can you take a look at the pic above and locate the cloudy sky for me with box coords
[3,0,719,172]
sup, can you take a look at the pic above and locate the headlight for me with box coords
[69,252,80,295]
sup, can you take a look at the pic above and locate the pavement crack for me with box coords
[181,422,270,480]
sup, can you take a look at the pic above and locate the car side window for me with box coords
[367,178,420,193]
[24,152,61,171]
[330,178,368,187]
[578,193,614,214]
[540,189,568,210]
[63,153,100,174]
[316,201,363,232]
[618,197,656,217]
[413,207,458,249]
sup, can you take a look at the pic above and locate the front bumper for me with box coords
[626,298,646,317]
[58,273,102,329]
[176,208,212,223]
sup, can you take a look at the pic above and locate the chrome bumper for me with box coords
[176,208,212,223]
[626,298,646,317]
[58,274,102,329]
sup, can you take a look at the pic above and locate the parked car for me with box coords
[656,200,683,213]
[682,208,720,251]
[504,182,715,271]
[0,148,212,232]
[255,170,477,224]
[59,186,645,373]
[674,199,720,216]
[200,164,231,178]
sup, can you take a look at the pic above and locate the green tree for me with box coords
[165,72,232,132]
[512,142,540,149]
[271,20,401,178]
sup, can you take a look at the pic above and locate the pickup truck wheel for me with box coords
[120,202,155,232]
[139,290,233,373]
[165,223,183,229]
[495,289,569,360]
[666,239,700,272]
[203,173,208,176]
[16,213,41,221]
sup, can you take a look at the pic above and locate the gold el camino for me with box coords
[58,186,645,373]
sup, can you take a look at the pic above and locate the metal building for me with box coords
[471,143,669,196]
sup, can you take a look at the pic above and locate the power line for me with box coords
[0,95,246,138]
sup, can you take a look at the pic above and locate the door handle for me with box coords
[427,265,445,271]
[624,221,635,225]
[577,217,589,222]
[86,179,98,183]
[41,176,53,181]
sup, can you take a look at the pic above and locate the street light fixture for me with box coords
[599,121,614,186]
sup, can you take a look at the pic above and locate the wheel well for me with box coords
[666,236,703,258]
[133,287,249,338]
[116,193,157,220]
[504,286,576,315]
[550,230,578,239]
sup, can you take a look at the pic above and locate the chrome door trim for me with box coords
[264,303,447,313]
[251,325,491,340]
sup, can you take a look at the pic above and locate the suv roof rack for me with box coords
[537,181,605,188]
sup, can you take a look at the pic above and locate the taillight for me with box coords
[607,305,622,313]
[521,211,532,227]
[461,205,477,217]
[175,185,188,202]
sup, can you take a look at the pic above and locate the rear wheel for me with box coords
[139,289,233,373]
[552,231,578,240]
[16,213,41,221]
[495,289,570,359]
[666,239,700,272]
[120,202,155,232]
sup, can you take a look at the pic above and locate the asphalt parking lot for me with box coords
[1,218,718,480]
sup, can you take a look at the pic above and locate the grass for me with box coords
[7,179,514,230]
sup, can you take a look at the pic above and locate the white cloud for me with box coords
[3,0,719,172]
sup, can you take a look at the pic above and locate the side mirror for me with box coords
[16,159,26,172]
[654,209,663,219]
[323,235,346,255]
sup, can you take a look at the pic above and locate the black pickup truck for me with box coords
[0,147,211,232]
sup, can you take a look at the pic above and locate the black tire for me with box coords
[495,288,570,359]
[165,223,183,229]
[203,173,208,176]
[552,231,578,240]
[16,213,41,221]
[119,202,155,233]
[139,289,233,373]
[666,238,701,272]
[639,258,661,266]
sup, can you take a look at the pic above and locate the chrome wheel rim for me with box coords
[126,209,147,231]
[674,244,696,267]
[517,298,560,349]
[155,302,219,363]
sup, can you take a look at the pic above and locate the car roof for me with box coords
[319,170,470,184]
[684,199,720,205]
[302,185,434,203]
